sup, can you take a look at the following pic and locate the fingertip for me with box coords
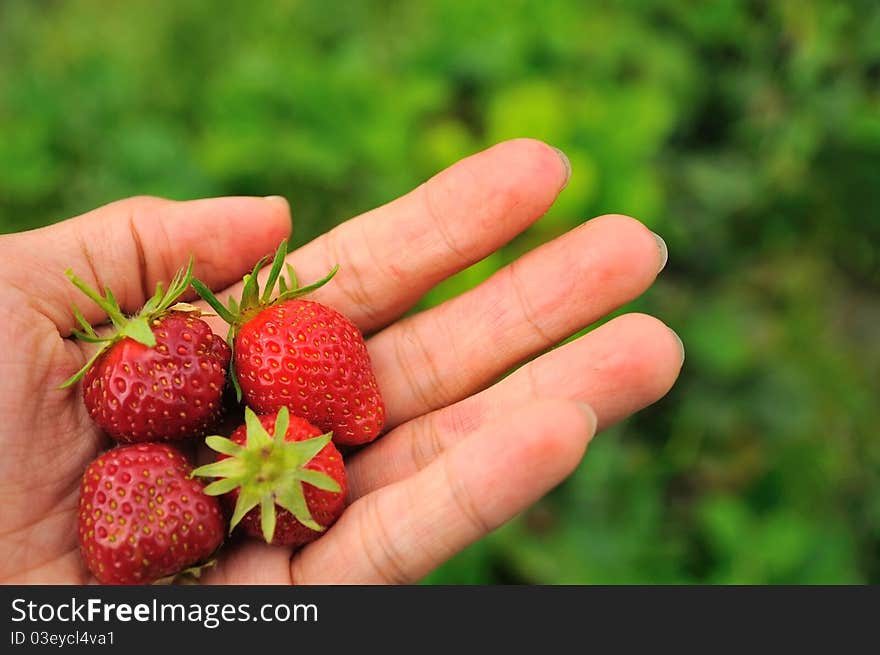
[652,231,668,274]
[263,194,290,208]
[256,195,294,249]
[550,146,571,189]
[671,327,685,365]
[577,213,666,297]
[581,312,684,425]
[262,195,293,225]
[575,401,598,436]
[492,138,570,196]
[513,399,595,474]
[547,400,595,468]
[177,196,292,289]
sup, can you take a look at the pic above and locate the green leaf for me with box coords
[204,436,245,457]
[278,265,339,302]
[261,495,277,543]
[158,256,194,312]
[285,263,298,290]
[203,477,242,496]
[229,487,262,534]
[104,287,123,327]
[276,483,323,532]
[65,269,126,326]
[141,282,164,315]
[250,255,269,281]
[244,407,273,449]
[121,316,157,347]
[191,278,237,325]
[228,340,242,402]
[262,239,289,303]
[191,458,247,479]
[153,560,217,586]
[72,304,97,337]
[273,406,290,443]
[57,343,111,389]
[63,259,198,387]
[289,432,333,465]
[240,273,260,312]
[71,329,108,344]
[298,468,342,493]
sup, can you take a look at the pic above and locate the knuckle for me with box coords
[355,493,410,585]
[420,182,470,264]
[409,414,444,473]
[443,456,492,536]
[395,317,453,413]
[505,261,554,344]
[324,228,380,322]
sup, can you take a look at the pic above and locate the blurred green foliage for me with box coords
[1,0,878,583]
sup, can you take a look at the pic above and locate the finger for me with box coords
[370,213,666,428]
[202,139,569,333]
[3,195,292,332]
[202,541,295,585]
[290,399,596,584]
[348,312,683,499]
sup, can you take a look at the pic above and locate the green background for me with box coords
[1,0,878,583]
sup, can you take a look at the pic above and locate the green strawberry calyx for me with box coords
[153,559,217,586]
[191,239,337,400]
[191,406,341,544]
[58,258,196,389]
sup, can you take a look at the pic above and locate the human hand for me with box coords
[0,139,683,584]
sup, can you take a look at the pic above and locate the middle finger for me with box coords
[368,213,666,429]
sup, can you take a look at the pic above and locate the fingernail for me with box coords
[670,328,685,365]
[652,231,668,273]
[551,146,571,189]
[576,401,598,434]
[263,195,290,211]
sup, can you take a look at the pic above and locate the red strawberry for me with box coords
[193,406,347,547]
[60,261,231,443]
[193,241,385,446]
[78,443,225,585]
[235,299,383,445]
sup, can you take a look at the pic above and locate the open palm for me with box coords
[0,140,682,584]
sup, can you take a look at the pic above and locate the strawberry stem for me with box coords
[66,271,127,327]
[58,257,196,389]
[190,279,237,325]
[192,240,338,333]
[152,560,217,586]
[191,240,338,403]
[261,239,289,303]
[192,407,339,543]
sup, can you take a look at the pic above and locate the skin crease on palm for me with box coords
[0,139,683,585]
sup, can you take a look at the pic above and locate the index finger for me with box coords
[200,139,570,334]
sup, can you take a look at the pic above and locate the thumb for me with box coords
[2,195,292,333]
